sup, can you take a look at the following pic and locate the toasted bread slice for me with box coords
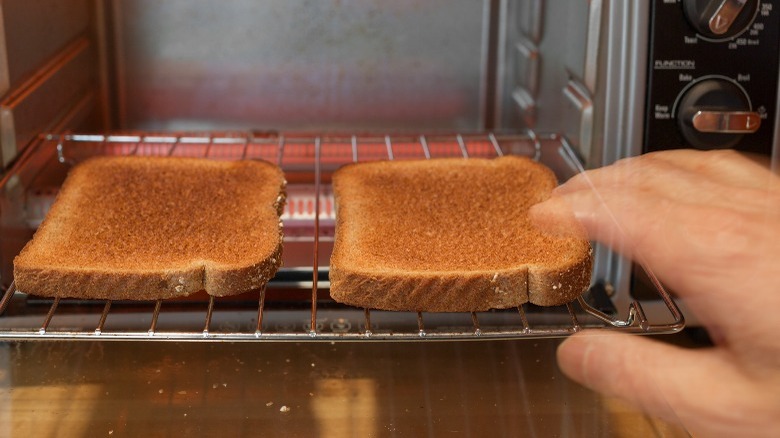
[329,156,592,312]
[14,156,286,300]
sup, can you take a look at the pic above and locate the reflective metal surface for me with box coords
[110,0,492,131]
[0,38,97,167]
[0,338,692,437]
[0,0,91,96]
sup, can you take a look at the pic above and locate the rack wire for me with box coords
[0,131,684,341]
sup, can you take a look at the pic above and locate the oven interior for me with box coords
[0,131,683,341]
[0,1,686,341]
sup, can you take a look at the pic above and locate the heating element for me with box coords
[0,132,684,341]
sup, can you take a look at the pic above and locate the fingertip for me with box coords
[553,172,590,195]
[556,332,589,383]
[529,196,587,239]
[556,330,711,429]
[556,330,620,388]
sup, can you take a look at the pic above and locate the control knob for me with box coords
[683,0,759,39]
[676,78,761,149]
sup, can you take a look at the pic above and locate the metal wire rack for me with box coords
[0,131,684,341]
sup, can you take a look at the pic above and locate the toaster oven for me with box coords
[2,0,778,341]
[0,1,720,340]
[3,1,775,435]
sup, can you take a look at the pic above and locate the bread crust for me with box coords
[330,267,530,312]
[13,156,286,299]
[329,156,592,312]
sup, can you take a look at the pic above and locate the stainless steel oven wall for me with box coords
[0,0,101,168]
[496,0,649,165]
[496,1,651,317]
[496,0,605,159]
[107,0,651,316]
[107,0,495,132]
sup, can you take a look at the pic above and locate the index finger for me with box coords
[556,149,777,197]
[530,182,779,335]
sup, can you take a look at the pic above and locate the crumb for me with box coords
[178,391,187,395]
[266,402,273,407]
[311,363,315,367]
[109,431,113,435]
[158,389,163,394]
[280,406,290,413]
[222,383,227,387]
[212,384,218,389]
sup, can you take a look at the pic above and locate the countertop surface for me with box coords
[0,336,695,437]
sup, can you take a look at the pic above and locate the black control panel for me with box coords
[645,0,779,155]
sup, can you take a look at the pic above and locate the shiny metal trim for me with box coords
[0,37,94,166]
[419,135,432,159]
[515,39,540,97]
[527,0,545,43]
[584,0,604,93]
[202,296,214,336]
[709,0,749,35]
[488,132,504,157]
[384,135,394,161]
[39,297,60,334]
[512,88,537,126]
[0,281,15,315]
[255,285,267,335]
[95,300,111,334]
[562,80,594,156]
[692,110,761,133]
[310,137,322,336]
[149,300,163,334]
[456,134,469,157]
[695,0,761,43]
[479,0,494,129]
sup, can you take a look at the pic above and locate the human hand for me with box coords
[530,149,780,437]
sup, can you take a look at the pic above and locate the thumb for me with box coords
[557,331,776,437]
[557,331,689,420]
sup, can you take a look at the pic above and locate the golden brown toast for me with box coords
[13,156,286,299]
[329,156,592,312]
